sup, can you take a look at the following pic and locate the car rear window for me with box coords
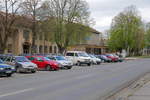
[66,53,74,56]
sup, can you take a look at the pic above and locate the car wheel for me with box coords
[7,73,12,77]
[87,63,91,66]
[67,66,72,69]
[77,61,81,66]
[31,70,36,73]
[46,65,52,71]
[16,67,20,73]
[92,61,95,65]
[98,62,101,65]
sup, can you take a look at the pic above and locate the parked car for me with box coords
[0,59,15,77]
[4,56,37,73]
[105,54,119,62]
[0,54,13,61]
[65,51,91,66]
[112,54,124,62]
[96,55,112,63]
[26,56,60,71]
[48,56,73,69]
[88,54,101,64]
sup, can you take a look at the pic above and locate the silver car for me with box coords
[48,56,73,69]
[4,56,37,73]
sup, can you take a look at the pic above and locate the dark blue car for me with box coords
[0,59,15,77]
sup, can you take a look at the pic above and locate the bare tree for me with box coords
[41,0,92,54]
[0,0,21,53]
[21,0,41,54]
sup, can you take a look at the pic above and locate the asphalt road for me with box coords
[0,59,150,100]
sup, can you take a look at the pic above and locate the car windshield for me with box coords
[102,55,107,59]
[90,55,96,58]
[47,57,56,60]
[55,56,66,60]
[16,57,30,62]
[78,53,89,57]
[0,59,4,63]
[113,54,119,57]
[43,57,51,61]
[107,54,114,57]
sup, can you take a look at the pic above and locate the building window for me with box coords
[23,30,30,41]
[54,46,57,54]
[44,46,48,53]
[39,45,43,53]
[35,45,37,53]
[86,48,91,54]
[49,46,52,53]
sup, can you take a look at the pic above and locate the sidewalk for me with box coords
[129,81,150,100]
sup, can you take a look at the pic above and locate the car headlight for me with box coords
[63,62,67,65]
[33,64,38,68]
[0,68,4,70]
[22,65,27,68]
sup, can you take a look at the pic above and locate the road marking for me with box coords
[0,88,34,98]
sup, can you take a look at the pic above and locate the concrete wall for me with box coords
[86,33,101,46]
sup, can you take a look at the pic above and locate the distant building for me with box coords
[2,15,107,55]
[6,28,59,55]
[3,15,59,55]
[67,29,108,55]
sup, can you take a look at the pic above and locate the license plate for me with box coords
[6,71,12,73]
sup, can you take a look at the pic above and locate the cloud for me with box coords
[86,0,150,32]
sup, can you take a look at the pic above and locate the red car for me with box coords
[26,56,60,71]
[105,54,118,62]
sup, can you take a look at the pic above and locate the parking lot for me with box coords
[0,62,120,79]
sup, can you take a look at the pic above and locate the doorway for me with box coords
[23,43,30,54]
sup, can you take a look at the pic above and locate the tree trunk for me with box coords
[31,34,36,54]
[31,30,37,54]
[58,46,66,55]
[31,21,36,54]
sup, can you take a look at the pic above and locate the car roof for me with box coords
[15,56,25,57]
[66,51,85,53]
[26,56,44,57]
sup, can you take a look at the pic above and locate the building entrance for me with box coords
[23,42,30,54]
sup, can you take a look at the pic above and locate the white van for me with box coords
[65,51,91,66]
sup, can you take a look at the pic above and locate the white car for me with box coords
[88,54,101,64]
[65,51,91,66]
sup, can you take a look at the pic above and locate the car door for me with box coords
[28,57,39,68]
[33,57,45,69]
[4,56,14,65]
[10,57,16,66]
[74,53,79,64]
[66,53,75,64]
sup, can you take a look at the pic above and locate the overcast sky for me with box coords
[86,0,150,32]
